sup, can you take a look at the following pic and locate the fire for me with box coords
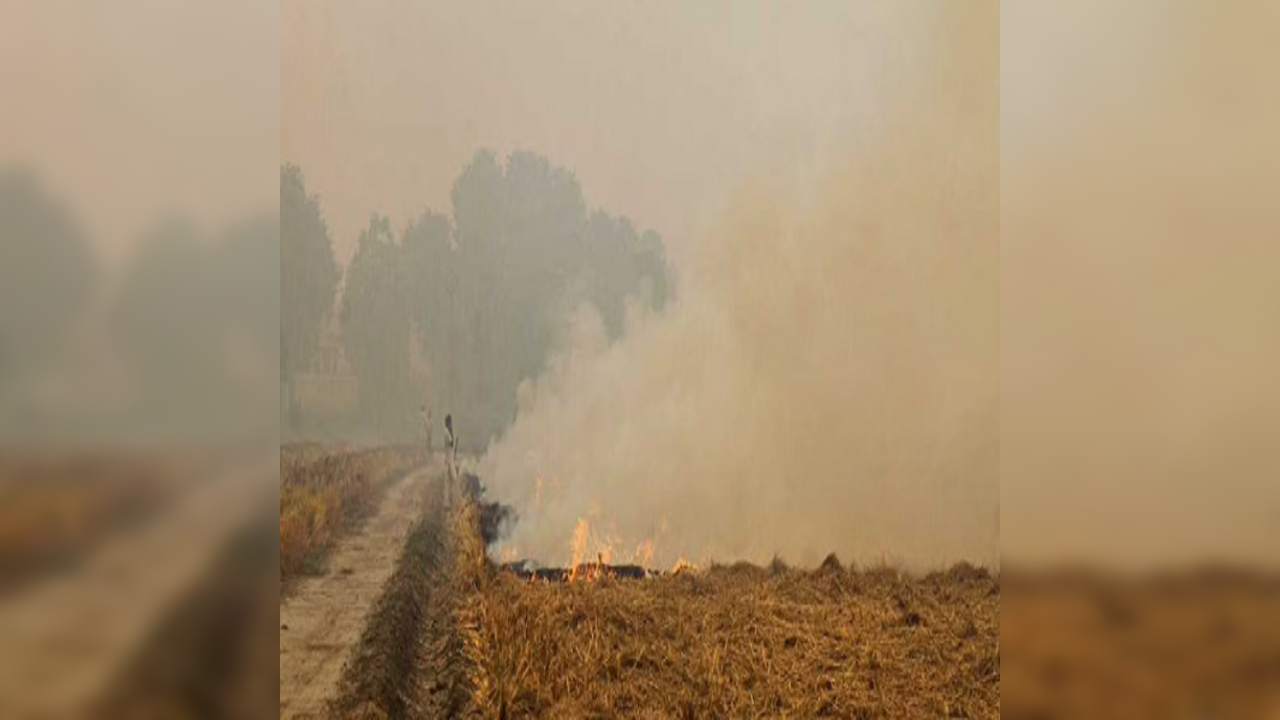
[634,538,655,568]
[672,556,696,574]
[567,517,623,582]
[570,517,590,569]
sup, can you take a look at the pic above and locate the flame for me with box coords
[570,517,590,568]
[634,538,655,568]
[567,516,625,582]
[672,556,696,574]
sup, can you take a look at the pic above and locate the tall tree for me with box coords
[401,211,456,411]
[341,215,415,433]
[219,213,280,361]
[280,164,339,425]
[344,149,672,445]
[112,220,227,425]
[0,168,97,390]
[449,150,506,441]
[109,214,280,439]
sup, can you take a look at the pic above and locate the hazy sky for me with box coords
[0,1,278,265]
[282,1,903,267]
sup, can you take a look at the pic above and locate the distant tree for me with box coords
[218,212,280,366]
[499,150,588,378]
[582,210,672,339]
[215,213,281,433]
[107,214,279,438]
[341,214,415,433]
[0,168,97,388]
[280,164,339,424]
[111,220,227,419]
[635,228,670,312]
[343,149,671,445]
[401,211,456,410]
[448,150,507,440]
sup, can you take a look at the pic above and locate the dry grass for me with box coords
[278,444,422,582]
[458,530,999,718]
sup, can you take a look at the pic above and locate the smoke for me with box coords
[478,4,997,571]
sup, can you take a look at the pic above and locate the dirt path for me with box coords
[319,467,479,719]
[279,461,438,719]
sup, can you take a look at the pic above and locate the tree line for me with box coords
[1,166,279,441]
[282,150,671,445]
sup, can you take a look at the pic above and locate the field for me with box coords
[277,447,1280,719]
[460,558,1000,717]
[285,457,1002,719]
[279,443,423,583]
[9,447,1276,718]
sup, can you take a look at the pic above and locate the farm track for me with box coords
[279,461,439,719]
[273,451,1007,719]
[326,487,473,719]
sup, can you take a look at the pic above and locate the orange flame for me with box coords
[570,517,589,567]
[567,517,625,582]
[672,556,696,574]
[634,538,655,568]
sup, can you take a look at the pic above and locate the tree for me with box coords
[215,212,281,433]
[582,210,671,339]
[107,214,279,440]
[342,149,673,445]
[0,168,98,390]
[401,211,456,410]
[219,212,280,367]
[112,220,228,425]
[280,164,339,425]
[341,214,415,433]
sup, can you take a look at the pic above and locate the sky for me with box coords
[281,0,898,267]
[0,0,279,266]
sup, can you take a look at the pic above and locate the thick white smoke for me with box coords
[479,3,999,571]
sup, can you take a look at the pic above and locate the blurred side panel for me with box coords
[1002,2,1280,717]
[0,1,279,718]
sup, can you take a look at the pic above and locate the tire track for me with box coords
[326,475,476,719]
[278,462,436,719]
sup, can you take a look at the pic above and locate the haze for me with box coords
[0,0,277,266]
[281,1,900,266]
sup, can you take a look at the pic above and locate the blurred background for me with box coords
[1,1,1278,718]
[1,1,279,718]
[1001,2,1280,717]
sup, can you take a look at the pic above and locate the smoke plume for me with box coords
[479,3,998,571]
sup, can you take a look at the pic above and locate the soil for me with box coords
[278,461,438,719]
